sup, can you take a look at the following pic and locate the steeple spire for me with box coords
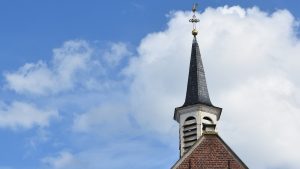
[183,4,212,107]
[173,4,222,157]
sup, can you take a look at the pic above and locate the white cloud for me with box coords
[5,40,93,95]
[4,41,130,95]
[72,102,131,135]
[103,42,131,67]
[42,151,76,169]
[0,101,58,129]
[218,75,300,168]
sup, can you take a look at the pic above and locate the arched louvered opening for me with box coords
[183,116,197,152]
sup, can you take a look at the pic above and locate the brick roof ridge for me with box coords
[171,134,249,169]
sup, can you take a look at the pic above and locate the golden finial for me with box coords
[189,3,200,37]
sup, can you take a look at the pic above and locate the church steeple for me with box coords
[183,3,212,107]
[171,5,248,168]
[173,4,222,157]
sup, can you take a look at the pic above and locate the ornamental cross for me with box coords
[189,3,200,37]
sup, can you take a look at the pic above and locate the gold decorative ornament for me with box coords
[189,3,200,37]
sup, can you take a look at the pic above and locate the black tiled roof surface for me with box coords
[183,38,213,107]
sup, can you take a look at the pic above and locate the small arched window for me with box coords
[183,116,197,152]
[203,116,213,124]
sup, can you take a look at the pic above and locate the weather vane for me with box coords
[189,3,200,37]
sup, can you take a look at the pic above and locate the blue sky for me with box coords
[0,1,300,169]
[0,0,299,68]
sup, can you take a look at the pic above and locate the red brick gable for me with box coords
[172,133,248,169]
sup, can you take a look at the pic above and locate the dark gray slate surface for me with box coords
[183,38,213,107]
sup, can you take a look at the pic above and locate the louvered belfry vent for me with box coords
[183,117,197,153]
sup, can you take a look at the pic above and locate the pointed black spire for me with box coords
[183,37,212,107]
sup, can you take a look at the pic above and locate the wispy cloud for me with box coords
[103,42,131,67]
[42,151,76,169]
[4,40,93,95]
[0,101,58,129]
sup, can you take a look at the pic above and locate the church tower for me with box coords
[174,4,222,157]
[172,4,248,169]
